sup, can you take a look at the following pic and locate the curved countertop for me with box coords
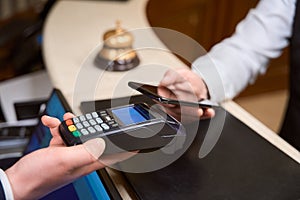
[42,1,299,198]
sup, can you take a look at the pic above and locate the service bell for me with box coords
[95,21,139,71]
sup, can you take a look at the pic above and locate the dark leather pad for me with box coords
[81,95,300,200]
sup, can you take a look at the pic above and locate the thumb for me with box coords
[160,69,177,86]
[60,138,106,168]
[83,138,106,160]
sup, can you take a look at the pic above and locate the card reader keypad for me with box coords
[65,111,119,138]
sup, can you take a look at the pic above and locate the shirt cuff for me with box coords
[0,169,14,200]
[192,55,226,103]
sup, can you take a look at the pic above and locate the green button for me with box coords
[72,130,81,137]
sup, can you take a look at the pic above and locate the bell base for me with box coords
[94,55,140,71]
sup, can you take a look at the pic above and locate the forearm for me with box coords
[192,0,296,102]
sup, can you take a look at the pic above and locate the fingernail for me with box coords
[84,138,106,159]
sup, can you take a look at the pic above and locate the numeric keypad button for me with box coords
[83,121,90,128]
[96,117,103,124]
[86,113,92,120]
[79,115,86,121]
[81,129,89,135]
[88,127,96,134]
[94,125,103,132]
[92,112,98,118]
[73,117,80,123]
[75,123,83,129]
[101,123,110,131]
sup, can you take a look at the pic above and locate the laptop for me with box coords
[1,88,122,200]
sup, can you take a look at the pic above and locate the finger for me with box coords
[158,102,176,108]
[163,106,181,116]
[197,108,204,117]
[174,82,194,93]
[41,115,61,128]
[74,140,136,171]
[41,115,61,138]
[41,115,65,146]
[75,151,137,176]
[157,85,175,99]
[201,108,215,119]
[60,138,106,169]
[160,69,185,86]
[152,99,176,109]
[63,112,75,121]
[83,138,106,160]
[98,151,137,166]
[69,152,137,175]
[160,70,176,86]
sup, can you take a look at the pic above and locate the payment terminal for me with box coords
[59,103,185,154]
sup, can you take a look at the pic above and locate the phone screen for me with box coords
[128,81,218,108]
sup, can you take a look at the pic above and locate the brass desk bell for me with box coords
[95,21,140,71]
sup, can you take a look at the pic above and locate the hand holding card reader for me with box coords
[59,103,185,154]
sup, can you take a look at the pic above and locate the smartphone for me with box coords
[59,103,185,154]
[128,81,219,109]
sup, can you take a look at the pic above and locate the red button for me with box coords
[66,119,73,126]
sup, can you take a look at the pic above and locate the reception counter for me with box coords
[42,0,299,199]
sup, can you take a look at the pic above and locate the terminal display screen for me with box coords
[112,106,148,126]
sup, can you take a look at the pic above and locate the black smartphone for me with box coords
[128,81,219,109]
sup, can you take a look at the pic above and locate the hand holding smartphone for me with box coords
[128,81,219,109]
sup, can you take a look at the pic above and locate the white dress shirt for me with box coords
[0,169,14,200]
[192,0,297,102]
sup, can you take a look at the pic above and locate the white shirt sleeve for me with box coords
[0,169,14,200]
[192,0,296,102]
